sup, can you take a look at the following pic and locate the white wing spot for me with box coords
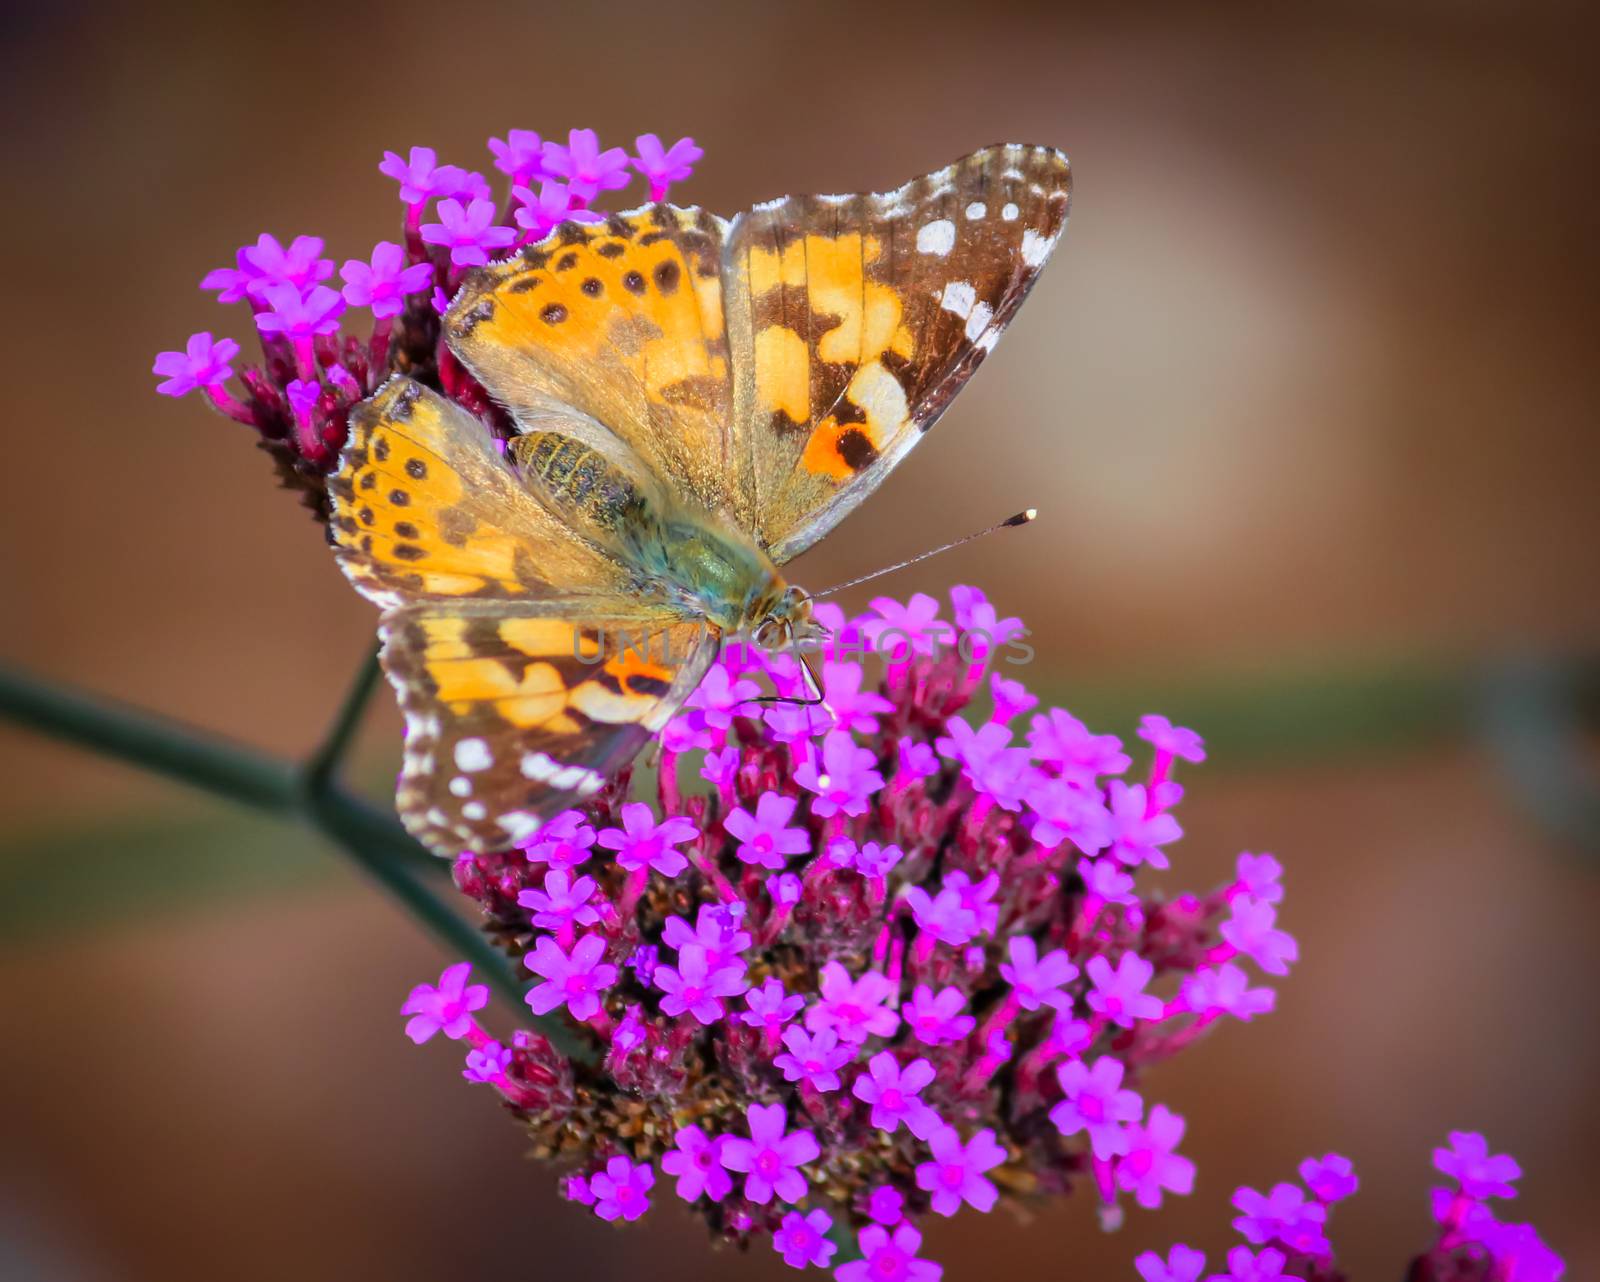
[965,201,986,220]
[1002,202,1019,221]
[448,776,472,797]
[1021,229,1051,267]
[454,738,493,772]
[498,811,543,842]
[462,801,488,821]
[940,281,976,319]
[916,220,956,256]
[964,302,994,342]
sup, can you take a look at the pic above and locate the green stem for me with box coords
[0,661,587,1058]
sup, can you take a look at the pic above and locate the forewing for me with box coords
[327,376,634,607]
[443,208,750,526]
[723,144,1071,563]
[383,602,717,855]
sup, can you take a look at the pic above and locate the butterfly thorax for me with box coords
[510,428,801,634]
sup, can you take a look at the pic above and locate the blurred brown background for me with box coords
[2,0,1597,1279]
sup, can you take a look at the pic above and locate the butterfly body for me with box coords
[327,144,1071,856]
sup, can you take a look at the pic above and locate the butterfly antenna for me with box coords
[751,650,827,707]
[811,509,1038,600]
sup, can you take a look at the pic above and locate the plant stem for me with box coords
[0,661,588,1058]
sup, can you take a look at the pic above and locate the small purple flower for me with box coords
[655,943,748,1024]
[806,962,900,1043]
[1135,1244,1206,1282]
[935,718,1031,810]
[1299,1153,1359,1203]
[1029,708,1131,786]
[1433,1131,1522,1200]
[1116,1105,1195,1209]
[153,332,240,397]
[852,841,903,881]
[612,1005,647,1054]
[1208,1246,1287,1282]
[864,593,947,660]
[541,128,632,200]
[516,869,601,933]
[1085,952,1164,1028]
[284,378,319,427]
[1050,1056,1143,1160]
[719,1102,820,1205]
[400,962,487,1044]
[821,660,896,735]
[1139,713,1206,764]
[1029,780,1113,854]
[487,128,544,183]
[1080,856,1138,905]
[852,1052,942,1138]
[627,944,659,987]
[836,1223,942,1282]
[686,663,762,729]
[1220,896,1298,976]
[999,935,1078,1011]
[1234,852,1284,904]
[774,1207,836,1270]
[660,1124,733,1203]
[949,584,1025,648]
[724,791,811,869]
[1103,781,1183,869]
[946,870,1000,935]
[524,933,617,1022]
[462,1040,511,1083]
[589,1154,654,1222]
[632,133,703,201]
[904,985,974,1046]
[774,1025,853,1092]
[916,1125,1005,1215]
[253,283,346,340]
[989,671,1039,724]
[700,746,740,791]
[896,736,939,782]
[1180,964,1276,1021]
[597,802,698,877]
[379,146,465,205]
[1232,1182,1329,1254]
[420,197,518,268]
[1473,1220,1565,1282]
[512,179,605,240]
[738,977,804,1033]
[866,1184,904,1226]
[339,241,434,318]
[904,880,980,947]
[522,810,595,869]
[794,729,884,817]
[662,902,751,969]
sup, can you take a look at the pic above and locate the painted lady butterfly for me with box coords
[327,144,1070,855]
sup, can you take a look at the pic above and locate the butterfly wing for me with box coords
[328,375,636,607]
[443,208,752,529]
[380,602,716,856]
[328,376,714,855]
[723,143,1071,564]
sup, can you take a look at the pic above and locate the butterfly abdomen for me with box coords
[511,431,644,536]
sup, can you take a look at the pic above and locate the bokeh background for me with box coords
[2,0,1597,1278]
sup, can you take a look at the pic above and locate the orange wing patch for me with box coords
[444,207,738,522]
[327,377,632,608]
[383,607,717,855]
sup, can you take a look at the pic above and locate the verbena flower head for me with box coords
[403,585,1304,1273]
[154,124,697,500]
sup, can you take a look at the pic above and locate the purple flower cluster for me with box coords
[412,583,1302,1274]
[1138,1133,1562,1282]
[152,127,699,498]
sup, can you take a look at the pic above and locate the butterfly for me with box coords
[326,143,1071,857]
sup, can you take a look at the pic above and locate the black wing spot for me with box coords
[541,302,569,324]
[389,489,411,506]
[653,260,680,294]
[622,271,646,295]
[405,457,427,479]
